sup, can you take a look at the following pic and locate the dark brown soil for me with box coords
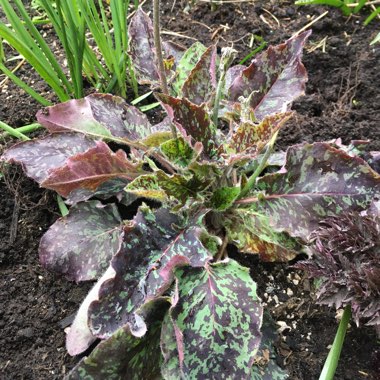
[1,1,379,379]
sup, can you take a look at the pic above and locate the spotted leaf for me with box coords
[240,142,380,241]
[128,7,160,85]
[160,137,195,168]
[88,206,212,340]
[1,133,96,184]
[182,45,217,105]
[39,201,123,282]
[37,93,154,142]
[161,259,263,379]
[228,31,310,121]
[172,41,208,96]
[41,141,142,197]
[209,186,241,211]
[156,94,216,156]
[225,209,302,262]
[65,298,170,380]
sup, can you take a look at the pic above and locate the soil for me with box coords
[0,1,379,379]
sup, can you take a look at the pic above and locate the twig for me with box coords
[293,11,329,37]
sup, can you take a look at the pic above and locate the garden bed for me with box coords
[0,1,379,379]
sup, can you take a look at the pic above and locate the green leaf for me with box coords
[66,298,170,380]
[88,206,212,340]
[126,174,167,201]
[172,41,207,96]
[241,142,380,241]
[209,186,241,211]
[39,201,123,282]
[160,137,195,167]
[161,259,263,379]
[225,209,302,262]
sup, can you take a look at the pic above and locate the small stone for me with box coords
[286,288,294,297]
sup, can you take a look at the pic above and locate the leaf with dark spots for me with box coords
[156,93,216,156]
[163,40,186,67]
[225,209,302,262]
[41,141,143,197]
[65,298,170,380]
[182,45,217,105]
[126,174,167,201]
[228,31,310,121]
[37,93,153,142]
[65,178,133,205]
[160,137,195,167]
[161,259,263,379]
[171,41,208,96]
[88,206,212,340]
[128,8,160,85]
[228,112,293,156]
[1,133,96,184]
[209,186,241,211]
[39,201,123,282]
[241,142,380,241]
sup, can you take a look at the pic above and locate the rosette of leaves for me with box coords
[295,203,380,329]
[2,9,380,378]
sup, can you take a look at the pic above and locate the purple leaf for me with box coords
[128,8,160,85]
[161,259,263,379]
[182,45,217,105]
[66,298,169,378]
[41,141,142,197]
[37,93,153,142]
[241,142,380,241]
[1,133,96,183]
[88,206,212,340]
[39,201,123,282]
[156,94,216,156]
[228,31,311,120]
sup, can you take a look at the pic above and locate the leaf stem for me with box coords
[238,131,278,199]
[153,0,177,140]
[319,305,351,380]
[0,121,30,141]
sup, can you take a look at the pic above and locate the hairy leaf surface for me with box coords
[228,31,310,120]
[88,206,212,339]
[1,133,96,183]
[161,259,263,379]
[37,93,154,142]
[39,201,123,282]
[41,141,142,197]
[241,143,380,241]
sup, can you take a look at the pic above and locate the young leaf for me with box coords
[228,31,311,121]
[1,133,96,183]
[182,45,217,105]
[228,112,293,156]
[241,142,380,241]
[171,41,208,96]
[128,7,160,85]
[156,94,216,156]
[66,298,170,380]
[41,141,143,197]
[39,201,123,282]
[225,209,302,262]
[161,259,263,379]
[160,137,195,167]
[209,186,241,211]
[37,93,155,142]
[88,206,212,340]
